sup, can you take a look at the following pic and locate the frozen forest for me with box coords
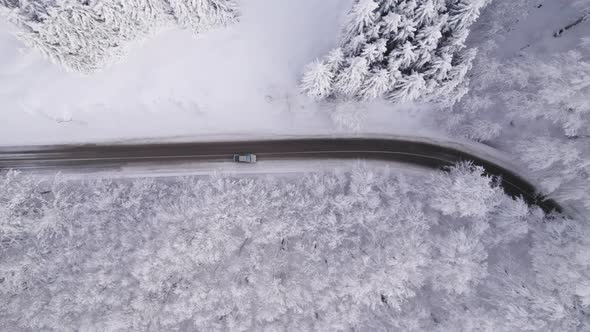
[1,0,590,330]
[300,0,489,105]
[443,0,590,215]
[0,164,588,331]
[302,0,590,215]
[0,0,238,72]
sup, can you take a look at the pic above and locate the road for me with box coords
[0,137,561,213]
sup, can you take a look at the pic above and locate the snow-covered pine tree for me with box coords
[342,0,379,43]
[360,67,389,99]
[456,119,502,142]
[428,161,503,218]
[0,0,239,72]
[391,41,418,70]
[300,59,334,100]
[301,0,489,106]
[166,0,238,33]
[426,52,453,81]
[503,50,590,138]
[334,56,369,97]
[431,229,488,296]
[447,0,490,32]
[387,71,425,102]
[325,47,345,71]
[415,0,438,26]
[427,47,478,106]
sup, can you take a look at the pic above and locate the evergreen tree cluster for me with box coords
[0,0,238,72]
[301,0,489,105]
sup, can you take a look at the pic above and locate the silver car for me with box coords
[233,153,257,163]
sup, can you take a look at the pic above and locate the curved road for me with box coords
[0,138,561,213]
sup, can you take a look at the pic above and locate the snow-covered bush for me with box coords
[0,0,238,72]
[0,163,586,330]
[301,0,490,105]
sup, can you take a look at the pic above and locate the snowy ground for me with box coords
[0,0,443,146]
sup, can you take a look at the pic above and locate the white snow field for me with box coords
[1,164,588,331]
[0,0,443,146]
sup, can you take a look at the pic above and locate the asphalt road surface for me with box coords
[0,138,561,213]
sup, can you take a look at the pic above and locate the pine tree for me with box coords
[360,68,390,99]
[0,0,239,72]
[428,162,503,218]
[415,21,443,53]
[342,0,379,43]
[426,53,453,81]
[394,15,417,42]
[360,38,387,63]
[447,0,489,32]
[166,0,238,33]
[415,0,438,26]
[301,0,489,104]
[504,50,590,137]
[334,57,369,96]
[380,11,402,36]
[325,47,345,71]
[300,60,334,100]
[390,41,418,70]
[387,71,426,102]
[431,229,488,295]
[457,119,502,142]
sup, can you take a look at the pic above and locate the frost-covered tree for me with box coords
[0,0,239,72]
[447,4,590,215]
[166,0,238,33]
[1,162,588,330]
[531,215,590,309]
[447,0,489,31]
[343,0,379,42]
[388,71,426,102]
[359,68,389,99]
[334,56,369,96]
[516,136,590,210]
[431,229,488,296]
[300,60,334,99]
[456,119,502,142]
[301,0,490,105]
[428,161,503,218]
[497,50,590,138]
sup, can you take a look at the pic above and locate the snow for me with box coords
[0,0,442,145]
[1,163,587,331]
[1,1,589,329]
[491,0,583,59]
[452,0,590,214]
